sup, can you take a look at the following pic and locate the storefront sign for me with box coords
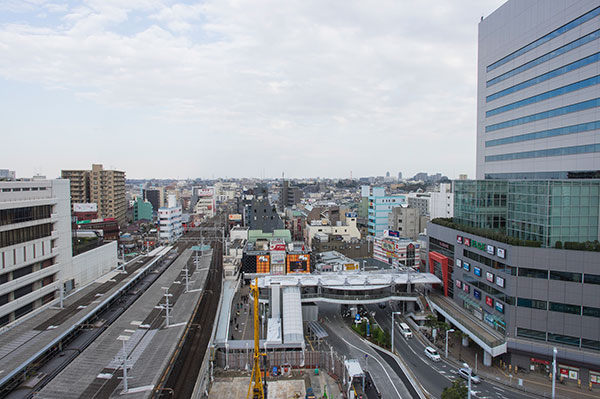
[474,266,482,277]
[497,247,506,258]
[486,272,494,282]
[495,301,504,313]
[531,358,551,366]
[496,276,505,288]
[456,235,506,259]
[559,365,579,380]
[590,371,600,385]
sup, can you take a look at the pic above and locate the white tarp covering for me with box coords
[282,287,303,344]
[267,318,282,344]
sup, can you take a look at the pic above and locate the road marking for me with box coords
[493,386,505,392]
[340,337,403,399]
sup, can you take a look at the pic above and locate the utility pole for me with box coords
[184,264,190,293]
[552,347,557,398]
[117,335,131,393]
[158,287,173,327]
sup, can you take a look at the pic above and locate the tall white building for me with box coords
[430,183,454,219]
[158,194,183,243]
[193,187,216,218]
[0,180,118,327]
[0,180,71,326]
[477,1,600,179]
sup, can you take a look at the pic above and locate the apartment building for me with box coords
[61,164,126,226]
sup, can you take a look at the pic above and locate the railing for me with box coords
[302,291,420,301]
[430,295,505,348]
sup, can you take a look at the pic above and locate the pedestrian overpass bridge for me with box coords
[252,271,442,305]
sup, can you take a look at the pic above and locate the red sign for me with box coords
[485,296,493,307]
[531,358,551,365]
[464,238,471,246]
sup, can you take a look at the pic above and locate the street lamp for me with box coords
[445,328,455,359]
[463,362,472,399]
[391,311,401,354]
[552,347,557,399]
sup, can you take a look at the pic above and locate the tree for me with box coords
[441,379,468,399]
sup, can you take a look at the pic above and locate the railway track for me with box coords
[154,239,223,398]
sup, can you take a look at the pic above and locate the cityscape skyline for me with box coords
[1,0,504,180]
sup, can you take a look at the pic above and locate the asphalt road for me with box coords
[367,304,540,399]
[318,302,413,399]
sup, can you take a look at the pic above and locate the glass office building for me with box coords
[453,180,600,247]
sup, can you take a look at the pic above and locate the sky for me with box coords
[1,0,507,180]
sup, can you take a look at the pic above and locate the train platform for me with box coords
[35,247,212,398]
[0,246,174,394]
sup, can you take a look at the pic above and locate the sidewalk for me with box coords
[414,323,600,399]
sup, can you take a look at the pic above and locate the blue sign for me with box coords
[387,230,400,238]
[355,313,361,322]
[474,266,482,277]
[474,289,481,300]
[463,262,470,272]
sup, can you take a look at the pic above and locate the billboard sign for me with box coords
[456,259,462,267]
[486,244,495,255]
[287,254,310,273]
[474,266,482,277]
[387,230,400,238]
[485,296,494,307]
[228,214,242,221]
[196,188,214,197]
[474,289,481,300]
[486,272,494,282]
[463,262,470,272]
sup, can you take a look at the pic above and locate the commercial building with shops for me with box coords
[427,221,600,385]
[373,231,419,269]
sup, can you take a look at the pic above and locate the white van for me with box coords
[399,322,412,339]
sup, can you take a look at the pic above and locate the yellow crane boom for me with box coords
[247,278,265,399]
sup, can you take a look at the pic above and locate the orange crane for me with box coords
[247,278,266,399]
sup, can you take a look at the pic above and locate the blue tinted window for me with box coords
[485,143,600,162]
[487,75,600,117]
[487,29,600,87]
[487,7,600,72]
[486,121,600,147]
[485,98,600,132]
[487,53,600,102]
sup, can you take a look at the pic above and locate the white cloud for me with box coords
[0,0,506,179]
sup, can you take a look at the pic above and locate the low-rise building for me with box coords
[372,231,420,269]
[387,206,428,240]
[313,251,359,272]
[311,234,372,259]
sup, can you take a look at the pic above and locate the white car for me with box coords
[424,346,441,362]
[458,367,481,384]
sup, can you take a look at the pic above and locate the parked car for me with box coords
[458,368,481,384]
[424,346,441,362]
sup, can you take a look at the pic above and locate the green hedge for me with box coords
[431,218,541,248]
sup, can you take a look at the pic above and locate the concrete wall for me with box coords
[68,241,118,291]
